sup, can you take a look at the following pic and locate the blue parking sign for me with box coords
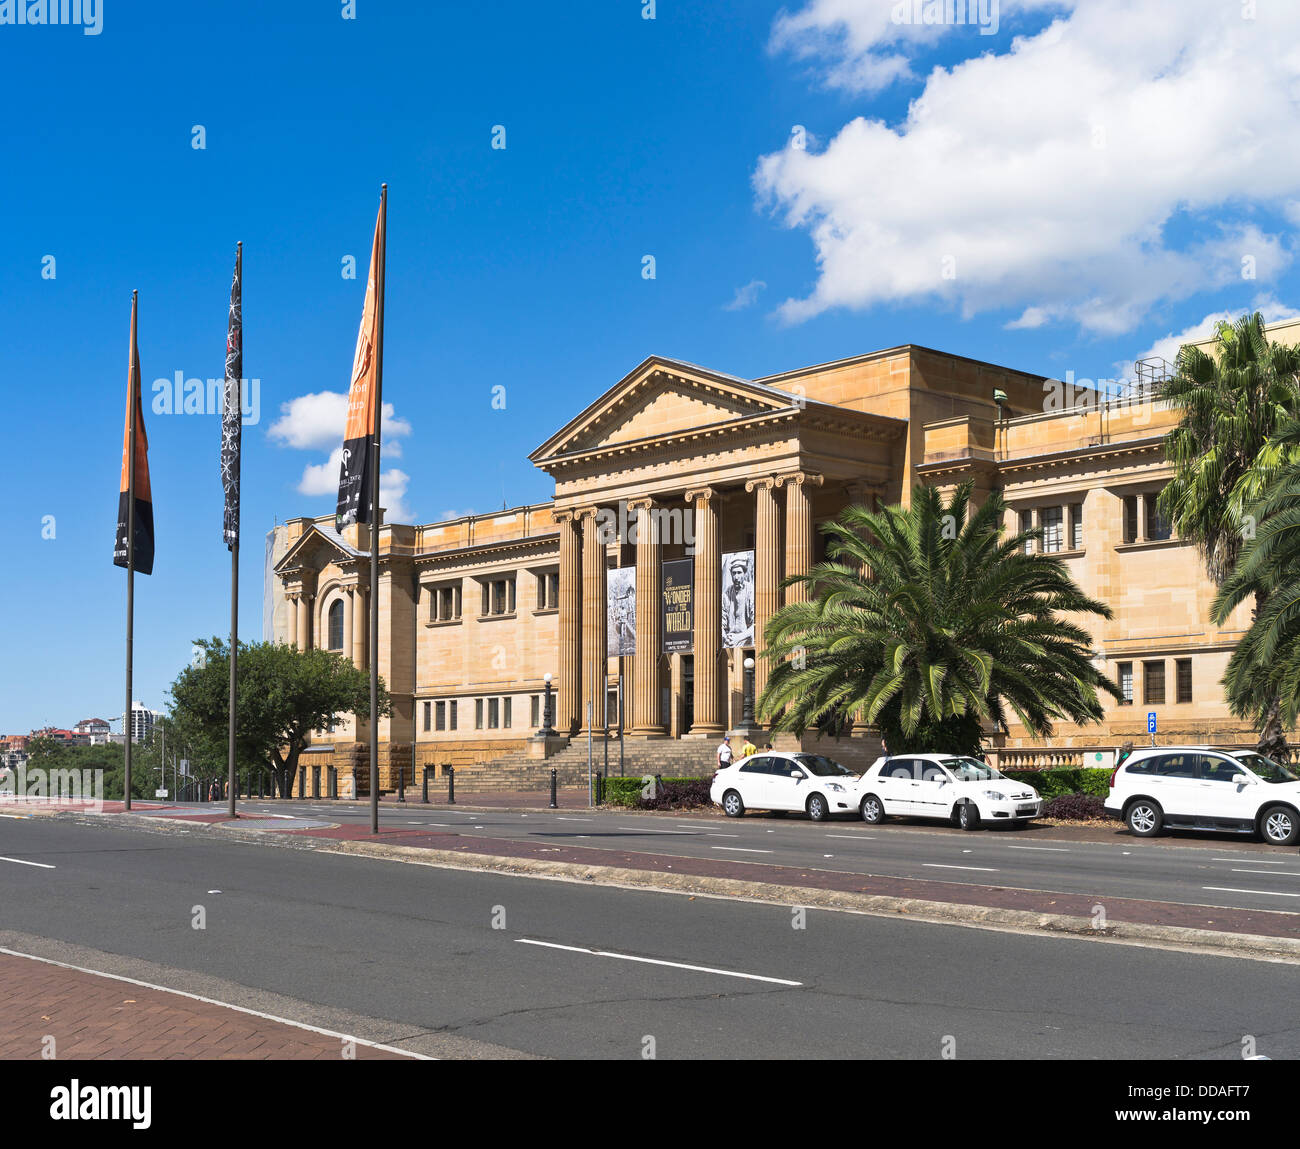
[1147,712,1157,734]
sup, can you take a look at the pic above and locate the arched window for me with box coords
[328,599,344,651]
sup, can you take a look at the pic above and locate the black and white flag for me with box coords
[221,245,242,549]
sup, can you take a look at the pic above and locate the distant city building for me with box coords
[127,703,159,744]
[72,718,112,745]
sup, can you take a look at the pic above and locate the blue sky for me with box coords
[4,0,1299,732]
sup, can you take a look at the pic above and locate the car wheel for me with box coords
[1260,805,1300,846]
[860,794,886,825]
[957,801,981,831]
[1125,798,1162,837]
[722,790,745,818]
[807,793,829,822]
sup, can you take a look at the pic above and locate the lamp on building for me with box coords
[742,656,756,727]
[539,672,556,738]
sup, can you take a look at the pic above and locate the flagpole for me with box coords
[228,242,242,819]
[370,185,387,836]
[124,290,137,812]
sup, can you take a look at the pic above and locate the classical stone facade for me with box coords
[267,339,1276,789]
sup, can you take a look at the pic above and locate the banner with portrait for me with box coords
[607,566,636,656]
[721,550,754,649]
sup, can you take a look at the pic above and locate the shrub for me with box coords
[1042,793,1108,821]
[599,776,710,807]
[636,779,712,811]
[1002,767,1111,799]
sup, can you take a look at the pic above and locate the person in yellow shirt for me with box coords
[740,737,758,759]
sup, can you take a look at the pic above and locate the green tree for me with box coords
[169,639,388,798]
[758,483,1120,755]
[1157,312,1300,756]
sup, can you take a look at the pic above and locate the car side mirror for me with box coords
[1232,774,1253,785]
[790,771,803,779]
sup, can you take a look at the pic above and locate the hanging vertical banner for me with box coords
[721,550,754,649]
[336,203,384,528]
[221,244,242,548]
[607,566,636,656]
[114,294,154,575]
[662,558,693,653]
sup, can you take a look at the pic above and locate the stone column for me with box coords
[296,594,309,651]
[687,487,724,737]
[780,471,823,605]
[580,507,608,733]
[352,584,367,669]
[747,476,781,703]
[342,587,354,666]
[629,498,665,737]
[556,511,583,736]
[287,592,299,648]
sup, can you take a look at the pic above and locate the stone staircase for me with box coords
[446,737,724,793]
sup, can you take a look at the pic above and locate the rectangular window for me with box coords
[503,697,512,729]
[1145,494,1171,541]
[1019,509,1034,553]
[483,577,516,616]
[423,701,431,732]
[1143,660,1165,706]
[435,701,446,731]
[1123,496,1138,544]
[537,571,559,611]
[1041,506,1064,553]
[530,695,540,728]
[488,698,500,729]
[449,700,458,731]
[475,699,484,730]
[434,585,461,621]
[1118,662,1133,705]
[1070,503,1083,550]
[1176,658,1192,704]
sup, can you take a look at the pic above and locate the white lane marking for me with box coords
[617,826,693,835]
[0,947,431,1058]
[516,938,801,986]
[825,834,875,840]
[1203,886,1300,898]
[673,821,718,827]
[1215,858,1285,865]
[555,816,593,822]
[923,863,999,872]
[1006,845,1070,853]
[0,814,30,820]
[706,832,740,838]
[1232,868,1300,877]
[0,856,55,869]
[710,846,773,854]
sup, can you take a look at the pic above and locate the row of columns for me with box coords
[553,471,824,740]
[286,584,368,669]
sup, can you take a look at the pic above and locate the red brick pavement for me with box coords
[0,953,413,1060]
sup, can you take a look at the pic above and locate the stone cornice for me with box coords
[413,532,560,571]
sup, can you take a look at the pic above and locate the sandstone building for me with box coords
[266,335,1272,794]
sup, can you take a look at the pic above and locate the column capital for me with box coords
[552,507,578,525]
[744,475,779,494]
[685,485,719,504]
[775,471,824,489]
[575,504,605,523]
[626,495,658,512]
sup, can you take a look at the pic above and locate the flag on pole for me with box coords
[336,203,384,528]
[114,294,154,575]
[222,245,242,548]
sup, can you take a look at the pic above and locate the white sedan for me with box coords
[854,754,1042,830]
[711,751,859,821]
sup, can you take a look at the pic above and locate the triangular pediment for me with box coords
[531,356,800,463]
[275,523,366,574]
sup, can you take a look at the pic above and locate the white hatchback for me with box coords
[854,754,1042,831]
[711,752,859,821]
[1104,746,1300,844]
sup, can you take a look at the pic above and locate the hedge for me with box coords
[599,776,710,807]
[1041,793,1108,820]
[1001,767,1111,799]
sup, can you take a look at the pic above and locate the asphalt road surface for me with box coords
[0,816,1297,1060]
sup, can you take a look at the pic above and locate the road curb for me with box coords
[43,808,1300,962]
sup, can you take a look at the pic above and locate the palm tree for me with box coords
[757,483,1121,755]
[1157,312,1300,756]
[1212,416,1300,748]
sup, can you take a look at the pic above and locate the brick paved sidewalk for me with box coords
[0,953,413,1060]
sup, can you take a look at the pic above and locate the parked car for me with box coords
[711,752,859,821]
[854,754,1042,830]
[1104,746,1300,844]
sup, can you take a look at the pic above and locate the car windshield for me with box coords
[795,754,855,777]
[1230,751,1300,784]
[941,757,1004,782]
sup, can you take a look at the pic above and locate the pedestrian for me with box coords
[716,735,734,771]
[762,741,774,751]
[741,736,757,759]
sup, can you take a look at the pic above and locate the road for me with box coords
[1,815,1297,1060]
[208,797,1300,915]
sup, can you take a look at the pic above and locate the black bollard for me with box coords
[397,763,405,803]
[422,766,430,804]
[447,765,456,805]
[596,771,604,806]
[549,768,557,809]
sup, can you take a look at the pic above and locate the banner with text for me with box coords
[662,558,693,653]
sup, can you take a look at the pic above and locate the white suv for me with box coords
[854,754,1042,831]
[1104,746,1300,845]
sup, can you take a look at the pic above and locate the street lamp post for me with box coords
[538,672,556,738]
[742,655,756,727]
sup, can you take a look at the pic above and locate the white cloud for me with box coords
[759,0,1300,333]
[295,450,415,522]
[269,391,411,453]
[297,447,344,497]
[724,280,767,311]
